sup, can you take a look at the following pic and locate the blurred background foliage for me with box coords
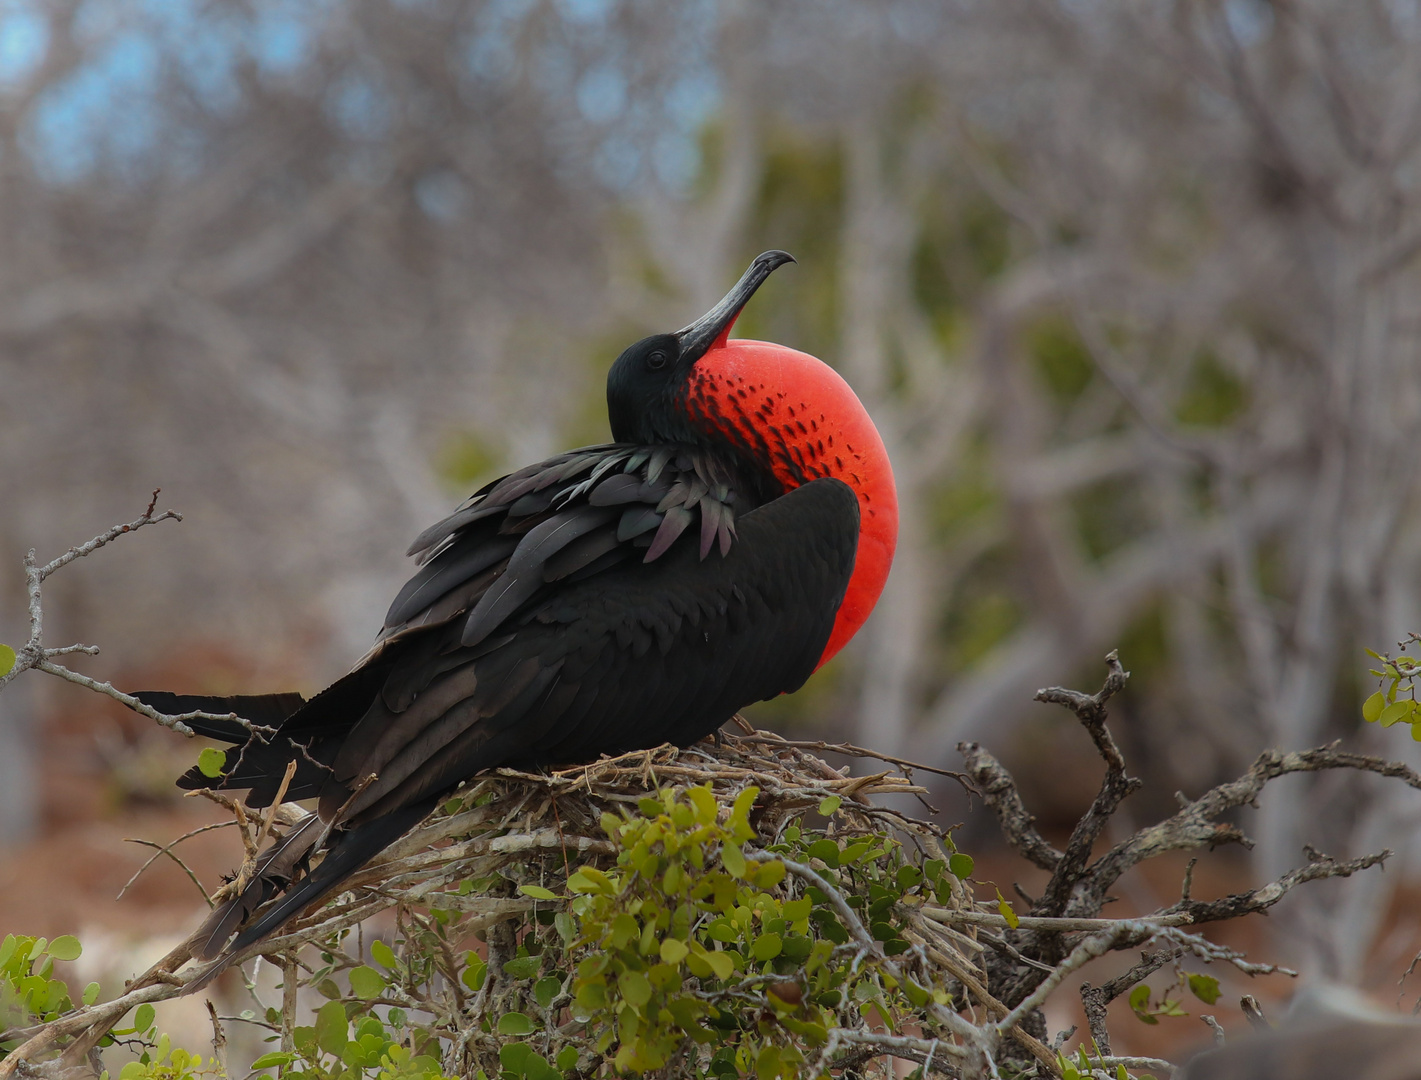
[4,0,1421,1002]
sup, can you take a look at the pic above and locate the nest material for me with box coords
[291,727,975,945]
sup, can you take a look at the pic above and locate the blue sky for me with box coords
[0,0,719,190]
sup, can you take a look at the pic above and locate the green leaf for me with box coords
[251,1051,295,1069]
[753,859,786,888]
[752,933,783,961]
[949,853,975,879]
[1187,973,1221,1005]
[0,644,14,678]
[556,1046,580,1071]
[996,896,1019,929]
[314,1000,348,1056]
[503,955,540,980]
[534,976,562,1008]
[370,939,399,970]
[82,982,100,1006]
[660,938,689,965]
[567,866,615,894]
[618,970,653,1008]
[500,1042,533,1074]
[197,747,227,778]
[1379,701,1412,727]
[1363,691,1387,722]
[134,1003,155,1032]
[497,1011,535,1036]
[47,935,81,962]
[519,884,558,901]
[807,839,841,868]
[348,965,387,999]
[688,785,718,824]
[817,795,842,816]
[704,949,735,980]
[555,911,576,944]
[721,842,746,879]
[1129,983,1158,1024]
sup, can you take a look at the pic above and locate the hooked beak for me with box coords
[677,250,796,361]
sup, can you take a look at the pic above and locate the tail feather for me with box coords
[184,799,438,993]
[191,813,327,960]
[134,691,307,742]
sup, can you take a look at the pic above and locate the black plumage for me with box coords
[135,251,874,980]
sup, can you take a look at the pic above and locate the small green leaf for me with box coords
[1187,973,1221,1005]
[704,950,735,980]
[996,896,1019,929]
[197,747,227,778]
[0,644,14,679]
[500,1042,533,1074]
[660,938,689,965]
[519,884,558,901]
[688,785,718,824]
[751,933,783,961]
[503,955,540,980]
[1379,701,1412,727]
[817,795,842,816]
[556,1046,580,1070]
[534,975,562,1008]
[348,966,387,999]
[497,1011,535,1036]
[619,970,653,1008]
[721,842,746,879]
[134,1003,155,1032]
[1363,691,1387,722]
[251,1051,295,1069]
[314,1000,348,1056]
[370,940,399,970]
[1129,983,1158,1024]
[807,839,841,868]
[47,935,81,962]
[82,982,100,1006]
[949,853,975,879]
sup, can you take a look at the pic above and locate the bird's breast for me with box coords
[680,339,898,667]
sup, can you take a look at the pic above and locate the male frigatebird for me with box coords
[137,251,898,981]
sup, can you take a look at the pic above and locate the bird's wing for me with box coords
[380,442,750,647]
[163,443,751,806]
[321,476,858,823]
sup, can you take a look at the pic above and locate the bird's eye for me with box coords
[646,350,668,371]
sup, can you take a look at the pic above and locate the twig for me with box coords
[0,494,273,739]
[206,1001,228,1076]
[921,906,1192,933]
[255,760,298,852]
[120,835,218,906]
[1162,849,1391,926]
[1079,981,1112,1054]
[956,742,1064,872]
[1,493,182,695]
[1241,994,1270,1030]
[995,920,1162,1037]
[1033,651,1141,916]
[731,730,977,790]
[1201,1014,1226,1046]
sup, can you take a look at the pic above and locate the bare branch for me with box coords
[1033,652,1141,916]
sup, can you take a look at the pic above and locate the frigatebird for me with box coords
[137,251,898,980]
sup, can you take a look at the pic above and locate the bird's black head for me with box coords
[606,250,795,444]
